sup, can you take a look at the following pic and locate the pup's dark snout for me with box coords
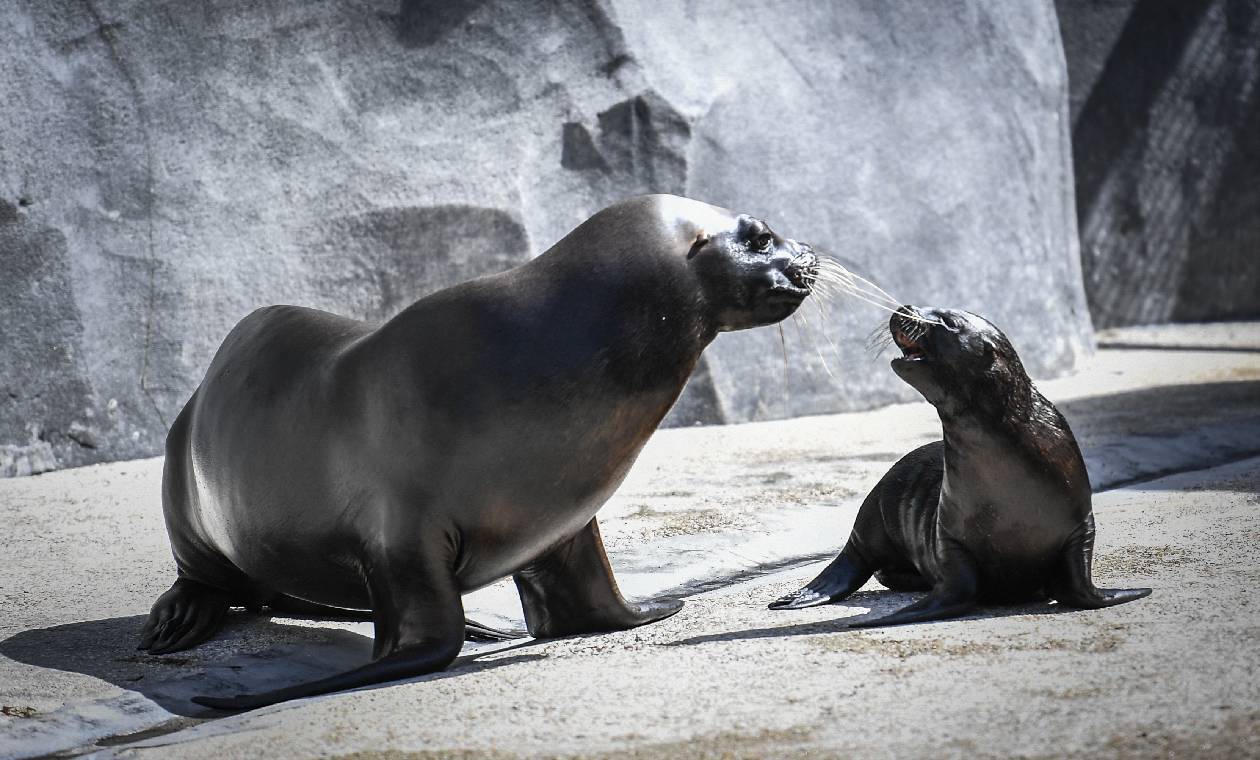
[890,304,920,333]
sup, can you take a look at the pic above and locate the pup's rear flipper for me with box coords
[769,547,873,610]
[138,578,231,654]
[1051,517,1152,609]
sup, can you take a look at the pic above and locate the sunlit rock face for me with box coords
[1058,0,1260,328]
[0,0,1088,474]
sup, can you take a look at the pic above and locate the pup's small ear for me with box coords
[686,231,709,260]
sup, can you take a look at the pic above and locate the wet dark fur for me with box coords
[140,195,817,710]
[770,306,1150,625]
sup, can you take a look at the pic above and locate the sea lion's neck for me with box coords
[938,384,1091,499]
[528,245,716,394]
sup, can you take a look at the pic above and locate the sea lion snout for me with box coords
[889,305,1035,418]
[695,214,814,330]
[784,243,819,290]
[890,305,932,362]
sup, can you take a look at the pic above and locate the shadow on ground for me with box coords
[0,613,544,719]
[670,590,1063,647]
[1057,379,1260,493]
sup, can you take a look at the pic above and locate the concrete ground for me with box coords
[2,321,1259,759]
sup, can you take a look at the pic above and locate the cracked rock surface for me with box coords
[0,0,1085,473]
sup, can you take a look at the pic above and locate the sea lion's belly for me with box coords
[441,426,655,591]
[449,492,610,591]
[189,393,659,605]
[941,465,1082,600]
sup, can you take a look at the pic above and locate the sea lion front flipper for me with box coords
[514,518,683,638]
[1049,516,1152,609]
[769,545,874,609]
[138,578,232,654]
[192,544,466,711]
[847,541,980,628]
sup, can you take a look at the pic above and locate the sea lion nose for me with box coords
[891,304,919,331]
[786,243,818,289]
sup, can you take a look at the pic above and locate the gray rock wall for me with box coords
[0,0,1090,476]
[1057,0,1260,327]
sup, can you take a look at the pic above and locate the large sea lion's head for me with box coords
[683,211,818,332]
[564,195,816,335]
[888,305,1030,415]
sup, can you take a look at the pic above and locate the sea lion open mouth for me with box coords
[892,329,928,361]
[889,305,933,364]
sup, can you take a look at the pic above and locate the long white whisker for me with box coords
[818,274,904,308]
[827,285,910,316]
[811,268,904,309]
[846,272,902,305]
[794,308,836,381]
[812,298,845,365]
[806,252,946,327]
[813,256,904,302]
[779,323,789,389]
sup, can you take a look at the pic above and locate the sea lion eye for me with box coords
[752,232,773,252]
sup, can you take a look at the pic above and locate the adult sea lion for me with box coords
[769,306,1150,625]
[140,194,818,709]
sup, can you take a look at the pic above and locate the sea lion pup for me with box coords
[769,306,1150,625]
[140,194,818,709]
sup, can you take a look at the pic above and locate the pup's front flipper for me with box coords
[1049,516,1152,609]
[769,548,873,610]
[514,518,683,638]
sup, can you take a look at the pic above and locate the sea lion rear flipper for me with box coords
[769,545,874,609]
[192,545,466,711]
[138,578,232,654]
[463,619,526,641]
[847,540,980,628]
[1049,516,1153,609]
[267,594,374,620]
[514,518,683,638]
[267,595,520,639]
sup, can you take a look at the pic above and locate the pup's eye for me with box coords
[752,233,773,251]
